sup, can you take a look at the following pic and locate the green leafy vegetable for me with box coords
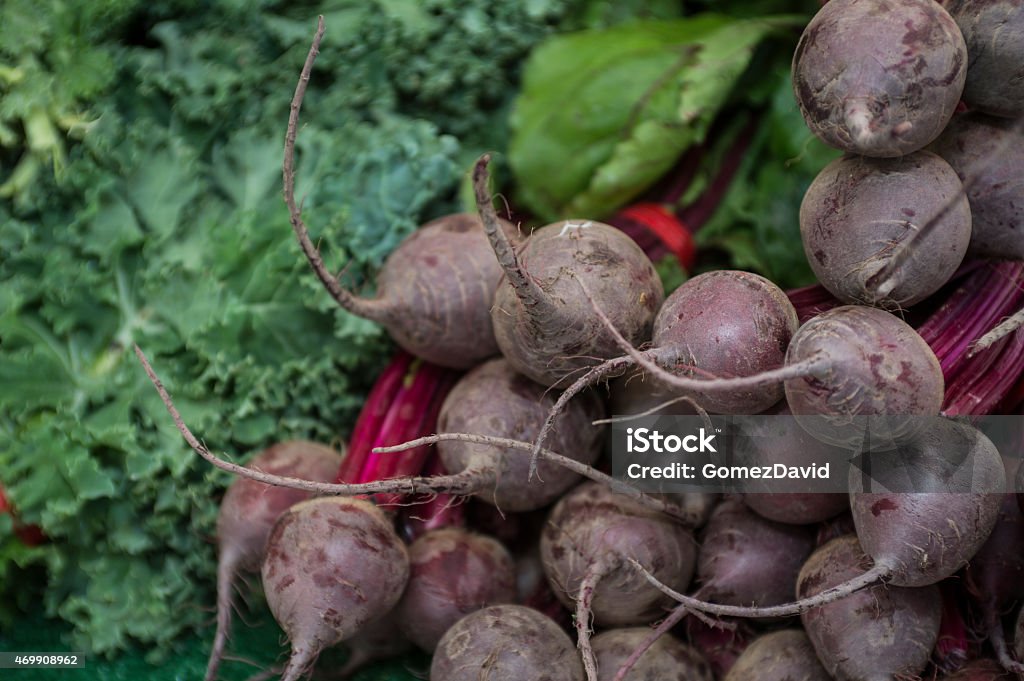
[509,15,794,221]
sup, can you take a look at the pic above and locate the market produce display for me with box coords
[3,0,1024,680]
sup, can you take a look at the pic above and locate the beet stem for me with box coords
[611,604,690,681]
[282,16,389,324]
[373,433,701,525]
[206,547,242,681]
[576,558,617,681]
[134,344,495,497]
[529,354,636,479]
[970,307,1024,357]
[472,155,557,319]
[627,557,890,618]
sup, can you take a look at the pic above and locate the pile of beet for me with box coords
[127,3,1024,679]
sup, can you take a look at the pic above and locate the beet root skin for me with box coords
[437,358,605,510]
[798,535,942,681]
[800,152,971,308]
[540,481,696,626]
[722,629,831,681]
[491,219,664,389]
[784,305,944,448]
[429,604,584,681]
[792,0,967,157]
[261,497,409,680]
[697,499,815,608]
[945,0,1024,118]
[849,419,1006,587]
[650,270,799,414]
[375,212,518,369]
[218,441,343,572]
[942,659,1014,680]
[592,628,713,681]
[930,112,1024,260]
[395,528,516,653]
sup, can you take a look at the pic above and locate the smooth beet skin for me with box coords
[798,535,942,681]
[723,629,831,681]
[430,605,584,681]
[793,0,967,157]
[395,528,516,653]
[436,358,605,511]
[696,499,815,608]
[800,152,971,308]
[945,0,1024,118]
[649,270,799,414]
[262,497,409,681]
[784,305,944,448]
[592,628,713,681]
[930,112,1024,260]
[372,212,518,369]
[848,418,1005,587]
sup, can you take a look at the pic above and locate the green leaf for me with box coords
[509,15,784,220]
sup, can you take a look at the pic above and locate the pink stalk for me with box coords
[361,361,459,507]
[336,352,415,483]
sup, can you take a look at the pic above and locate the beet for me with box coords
[798,535,942,681]
[849,418,1006,587]
[541,481,696,627]
[430,604,584,681]
[696,499,815,608]
[930,112,1024,260]
[207,441,342,681]
[474,155,664,390]
[261,497,409,681]
[282,22,516,369]
[944,0,1024,118]
[784,305,944,448]
[941,659,1013,680]
[591,628,713,681]
[792,0,967,157]
[722,629,831,681]
[395,528,516,652]
[800,151,971,308]
[436,358,605,511]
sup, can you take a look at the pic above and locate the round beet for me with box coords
[723,629,831,681]
[436,358,605,511]
[474,156,663,390]
[800,152,971,308]
[945,0,1024,118]
[798,535,942,681]
[849,418,1006,587]
[696,499,815,608]
[784,305,944,448]
[541,481,696,627]
[930,112,1024,260]
[368,212,519,368]
[208,441,342,681]
[793,0,967,157]
[592,628,713,681]
[430,604,584,681]
[490,218,663,389]
[262,497,409,681]
[395,528,516,653]
[648,270,799,414]
[738,403,850,525]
